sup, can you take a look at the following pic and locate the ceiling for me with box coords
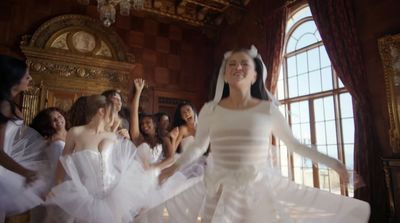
[139,0,250,27]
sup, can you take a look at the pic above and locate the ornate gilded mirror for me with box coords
[379,33,400,154]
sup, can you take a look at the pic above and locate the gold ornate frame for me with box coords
[379,33,400,154]
[20,14,136,122]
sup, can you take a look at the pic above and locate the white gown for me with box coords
[46,138,157,223]
[178,136,207,178]
[164,101,370,223]
[0,120,49,220]
[31,140,66,223]
[136,143,202,223]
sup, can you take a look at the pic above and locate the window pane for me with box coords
[301,123,311,143]
[326,120,337,145]
[299,101,310,123]
[309,70,322,93]
[320,46,331,67]
[344,144,354,170]
[287,56,297,77]
[297,34,319,50]
[286,37,297,53]
[286,6,312,33]
[315,122,327,145]
[307,48,320,71]
[319,168,330,192]
[321,67,333,91]
[323,96,335,120]
[327,145,338,159]
[340,93,353,118]
[342,118,355,143]
[314,98,325,122]
[277,79,285,100]
[296,52,308,74]
[288,77,298,98]
[298,73,309,96]
[290,102,300,124]
[303,166,314,187]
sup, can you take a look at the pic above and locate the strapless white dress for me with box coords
[46,139,157,223]
[0,120,49,220]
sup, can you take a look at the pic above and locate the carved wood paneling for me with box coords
[20,14,137,118]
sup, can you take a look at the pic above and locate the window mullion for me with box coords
[309,99,320,188]
[334,93,348,196]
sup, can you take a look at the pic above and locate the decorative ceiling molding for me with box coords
[141,0,250,27]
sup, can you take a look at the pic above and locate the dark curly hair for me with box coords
[30,107,67,138]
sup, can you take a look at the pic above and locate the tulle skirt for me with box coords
[0,121,49,217]
[155,164,370,223]
[46,139,158,223]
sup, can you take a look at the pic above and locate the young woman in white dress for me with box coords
[0,55,49,223]
[30,107,68,223]
[47,95,155,223]
[130,79,188,223]
[159,46,370,223]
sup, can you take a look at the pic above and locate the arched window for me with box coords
[276,5,355,196]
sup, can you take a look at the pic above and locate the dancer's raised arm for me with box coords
[129,78,146,145]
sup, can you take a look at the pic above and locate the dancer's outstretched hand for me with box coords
[22,169,38,186]
[159,163,178,184]
[133,78,146,94]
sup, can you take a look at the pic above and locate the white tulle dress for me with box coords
[46,138,157,223]
[163,101,370,223]
[31,140,66,223]
[0,120,49,221]
[178,136,207,178]
[135,143,199,223]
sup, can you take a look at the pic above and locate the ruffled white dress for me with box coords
[135,143,203,223]
[0,120,49,220]
[31,140,67,223]
[46,138,157,223]
[163,101,370,223]
[178,136,207,178]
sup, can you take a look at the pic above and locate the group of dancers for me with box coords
[1,45,370,223]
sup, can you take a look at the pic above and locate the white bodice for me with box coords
[137,143,164,164]
[180,135,194,153]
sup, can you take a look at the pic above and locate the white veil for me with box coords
[212,45,279,106]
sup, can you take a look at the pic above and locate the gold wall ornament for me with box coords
[21,83,41,125]
[379,33,400,154]
[20,14,136,120]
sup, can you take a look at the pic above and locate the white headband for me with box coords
[213,45,279,106]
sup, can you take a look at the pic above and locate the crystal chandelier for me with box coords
[78,0,144,27]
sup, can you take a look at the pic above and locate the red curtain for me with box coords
[308,0,388,222]
[264,6,287,92]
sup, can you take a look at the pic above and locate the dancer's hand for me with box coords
[134,78,146,94]
[117,128,130,139]
[22,169,38,186]
[169,127,179,140]
[159,163,178,184]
